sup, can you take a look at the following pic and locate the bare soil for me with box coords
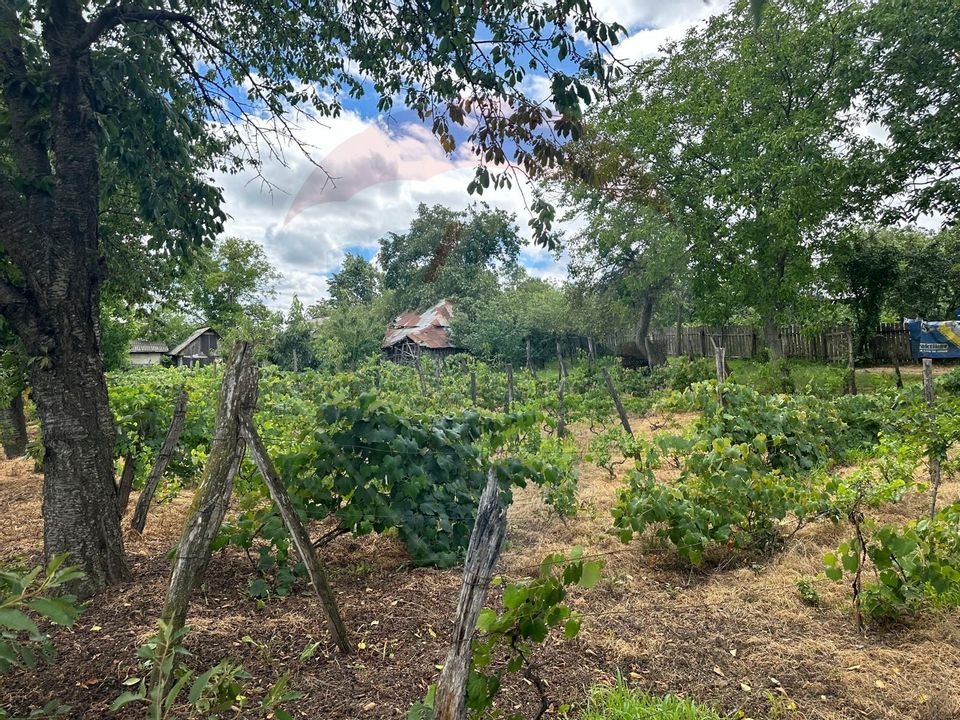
[1,415,958,720]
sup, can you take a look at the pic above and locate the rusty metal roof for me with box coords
[382,299,457,349]
[130,340,169,354]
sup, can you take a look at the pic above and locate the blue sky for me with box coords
[215,0,724,310]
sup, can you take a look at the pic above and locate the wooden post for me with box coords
[699,328,707,358]
[893,347,903,389]
[158,342,256,637]
[557,378,567,438]
[505,364,514,412]
[241,420,351,654]
[601,367,632,435]
[750,327,758,359]
[845,328,857,395]
[469,369,477,404]
[433,469,507,720]
[525,336,533,372]
[587,337,596,367]
[116,449,137,517]
[556,339,566,380]
[414,351,428,397]
[292,347,299,373]
[131,388,189,533]
[710,337,727,384]
[922,358,942,517]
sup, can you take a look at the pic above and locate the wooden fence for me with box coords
[644,322,912,363]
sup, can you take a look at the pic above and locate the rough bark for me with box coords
[433,469,507,720]
[159,342,256,634]
[637,294,657,367]
[131,388,188,533]
[0,0,128,597]
[0,392,27,458]
[601,367,632,435]
[241,419,351,654]
[763,316,784,360]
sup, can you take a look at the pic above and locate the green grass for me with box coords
[577,680,729,720]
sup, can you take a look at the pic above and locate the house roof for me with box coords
[382,299,457,350]
[130,340,169,354]
[169,326,219,356]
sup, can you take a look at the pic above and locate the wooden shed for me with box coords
[169,327,220,367]
[382,299,460,363]
[128,340,169,366]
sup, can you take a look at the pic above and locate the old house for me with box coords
[382,299,459,363]
[169,327,221,367]
[128,340,169,366]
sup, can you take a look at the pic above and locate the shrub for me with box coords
[649,357,716,391]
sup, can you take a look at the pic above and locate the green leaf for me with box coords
[109,691,145,711]
[0,609,38,635]
[26,598,78,627]
[579,561,601,589]
[563,618,581,639]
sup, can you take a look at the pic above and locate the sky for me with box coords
[215,0,726,311]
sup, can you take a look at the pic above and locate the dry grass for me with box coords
[1,411,959,720]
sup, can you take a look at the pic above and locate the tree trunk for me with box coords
[763,316,784,360]
[0,1,128,597]
[160,342,256,633]
[0,392,27,459]
[637,294,657,367]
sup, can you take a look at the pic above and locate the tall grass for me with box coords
[578,679,728,720]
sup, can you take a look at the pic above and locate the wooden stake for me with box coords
[131,388,189,533]
[601,367,632,435]
[923,358,942,517]
[433,469,507,720]
[845,328,857,395]
[709,337,728,384]
[469,369,477,404]
[241,420,351,654]
[557,378,567,438]
[505,363,514,412]
[414,351,428,396]
[587,337,596,367]
[116,448,137,517]
[556,339,566,380]
[525,336,533,371]
[158,342,256,635]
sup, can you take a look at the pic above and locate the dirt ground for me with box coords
[1,415,959,720]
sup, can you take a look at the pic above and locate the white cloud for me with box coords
[216,113,570,310]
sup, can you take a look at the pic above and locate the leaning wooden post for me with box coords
[709,337,728,384]
[601,367,632,435]
[158,342,256,636]
[845,328,857,395]
[241,419,352,654]
[414,352,428,397]
[557,378,567,438]
[922,358,943,517]
[131,388,189,533]
[505,364,514,412]
[116,447,138,517]
[433,469,507,720]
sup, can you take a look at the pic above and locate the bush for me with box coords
[649,357,716,391]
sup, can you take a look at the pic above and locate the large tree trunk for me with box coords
[0,392,27,458]
[637,294,657,367]
[0,7,128,597]
[763,316,784,360]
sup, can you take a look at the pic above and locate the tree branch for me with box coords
[75,3,196,51]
